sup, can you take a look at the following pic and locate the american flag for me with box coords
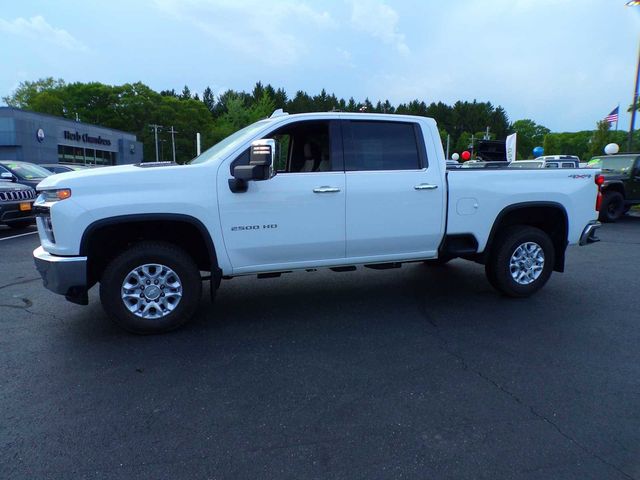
[605,106,619,124]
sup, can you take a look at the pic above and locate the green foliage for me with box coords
[510,119,550,159]
[2,77,65,108]
[586,120,611,159]
[10,77,622,165]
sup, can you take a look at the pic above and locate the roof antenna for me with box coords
[270,109,288,118]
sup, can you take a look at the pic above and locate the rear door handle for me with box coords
[414,184,438,190]
[313,186,341,193]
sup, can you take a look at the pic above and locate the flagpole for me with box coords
[616,103,619,131]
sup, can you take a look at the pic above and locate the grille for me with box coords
[0,189,36,202]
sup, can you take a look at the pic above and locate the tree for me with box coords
[202,86,215,113]
[511,119,550,159]
[249,91,275,122]
[2,77,65,107]
[180,85,191,100]
[587,120,611,159]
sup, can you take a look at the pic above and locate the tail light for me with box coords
[595,174,604,211]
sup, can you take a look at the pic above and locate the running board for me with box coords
[364,263,401,270]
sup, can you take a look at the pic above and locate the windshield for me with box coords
[189,120,272,165]
[1,162,52,179]
[588,155,637,174]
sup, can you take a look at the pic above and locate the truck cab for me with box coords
[587,154,640,222]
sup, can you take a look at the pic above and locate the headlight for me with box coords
[38,188,72,202]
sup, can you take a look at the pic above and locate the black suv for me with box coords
[0,160,51,189]
[588,154,640,222]
[0,173,36,229]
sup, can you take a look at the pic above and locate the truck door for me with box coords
[632,157,640,200]
[217,120,346,274]
[342,119,446,260]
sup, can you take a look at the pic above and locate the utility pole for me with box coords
[628,39,640,152]
[485,126,490,140]
[446,134,450,159]
[149,124,162,162]
[168,126,178,163]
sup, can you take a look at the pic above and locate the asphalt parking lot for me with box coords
[1,218,639,480]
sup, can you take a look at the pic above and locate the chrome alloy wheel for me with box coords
[121,264,183,319]
[509,242,545,285]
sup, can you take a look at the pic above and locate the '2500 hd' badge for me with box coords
[231,224,278,231]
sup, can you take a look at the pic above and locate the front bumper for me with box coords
[33,246,88,304]
[0,201,35,224]
[579,221,601,246]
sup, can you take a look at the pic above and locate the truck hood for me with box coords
[36,163,204,192]
[0,181,33,192]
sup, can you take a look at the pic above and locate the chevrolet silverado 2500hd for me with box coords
[33,112,601,334]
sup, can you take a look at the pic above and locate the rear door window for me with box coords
[343,121,424,171]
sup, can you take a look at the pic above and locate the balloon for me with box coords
[532,146,544,158]
[451,153,460,161]
[461,151,471,161]
[604,143,619,155]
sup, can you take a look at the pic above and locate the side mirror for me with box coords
[233,139,276,181]
[0,172,15,182]
[230,139,276,193]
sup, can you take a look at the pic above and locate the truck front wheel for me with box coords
[99,241,202,334]
[485,226,554,297]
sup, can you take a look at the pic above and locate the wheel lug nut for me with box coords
[146,281,151,285]
[154,280,158,285]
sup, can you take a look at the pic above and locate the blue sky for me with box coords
[1,0,639,132]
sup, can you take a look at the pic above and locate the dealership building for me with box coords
[0,107,143,166]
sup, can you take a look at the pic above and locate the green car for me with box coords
[587,154,640,222]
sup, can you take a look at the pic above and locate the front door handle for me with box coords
[313,186,341,193]
[414,184,438,190]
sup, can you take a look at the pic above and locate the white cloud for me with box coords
[349,0,409,56]
[0,15,87,51]
[153,0,335,66]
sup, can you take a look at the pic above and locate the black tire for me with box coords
[599,191,625,223]
[6,219,34,229]
[485,226,555,298]
[99,241,202,334]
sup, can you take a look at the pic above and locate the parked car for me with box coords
[535,155,581,168]
[0,172,36,228]
[0,161,52,189]
[587,154,640,222]
[33,111,600,334]
[509,158,580,169]
[508,160,545,169]
[40,164,89,174]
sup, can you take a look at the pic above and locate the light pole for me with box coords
[168,126,178,163]
[149,124,162,162]
[628,40,640,151]
[626,1,640,151]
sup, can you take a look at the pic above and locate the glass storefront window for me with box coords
[56,145,116,165]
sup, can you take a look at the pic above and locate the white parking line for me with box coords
[0,231,38,242]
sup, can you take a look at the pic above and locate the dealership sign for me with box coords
[63,130,112,146]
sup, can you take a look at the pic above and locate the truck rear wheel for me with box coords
[598,191,624,223]
[99,241,202,334]
[485,226,554,297]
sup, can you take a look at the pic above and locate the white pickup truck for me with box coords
[33,111,601,334]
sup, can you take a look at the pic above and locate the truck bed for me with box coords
[446,168,599,251]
